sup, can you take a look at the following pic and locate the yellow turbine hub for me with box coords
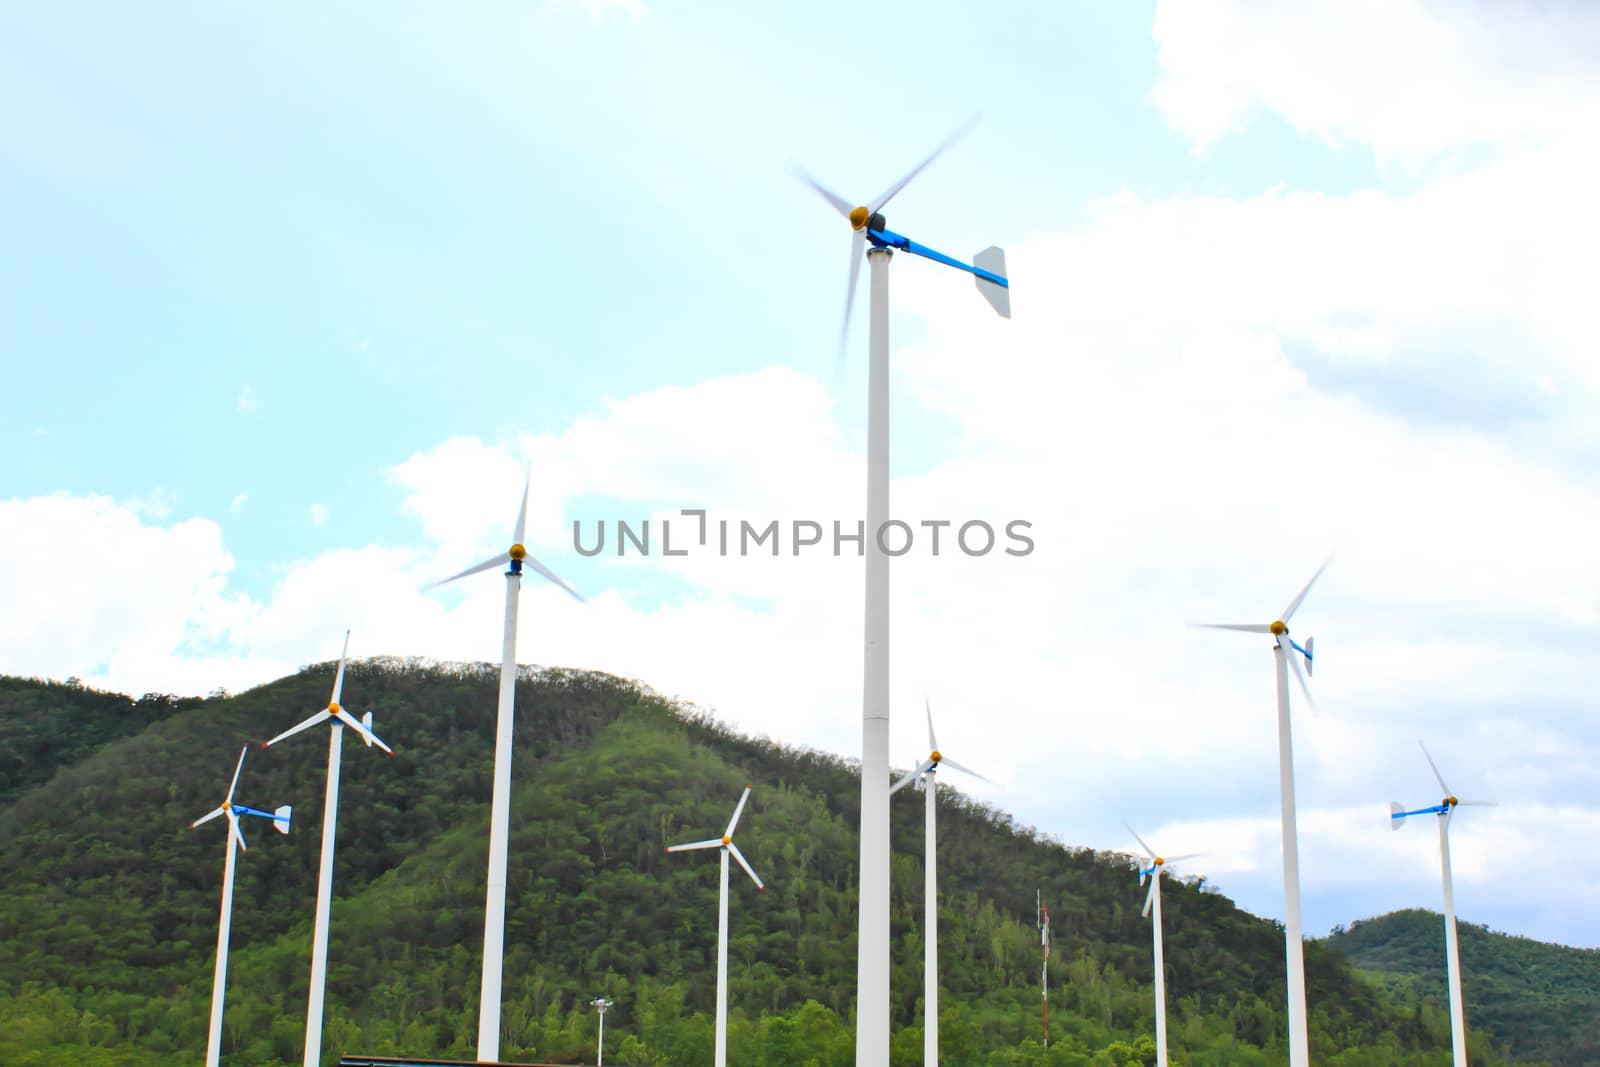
[930,750,942,763]
[721,834,731,845]
[1155,857,1164,866]
[1269,620,1287,635]
[510,543,527,561]
[849,206,870,231]
[1446,796,1458,807]
[328,702,340,713]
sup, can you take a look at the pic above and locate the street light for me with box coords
[589,997,614,1066]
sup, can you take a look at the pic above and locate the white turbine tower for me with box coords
[263,630,393,1067]
[1193,559,1326,1067]
[793,119,1011,1066]
[1390,740,1495,1067]
[430,472,585,1063]
[665,785,765,1067]
[1125,824,1201,1067]
[888,697,994,1067]
[191,746,292,1067]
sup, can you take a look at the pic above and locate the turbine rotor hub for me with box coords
[849,206,869,231]
[1155,857,1164,866]
[930,750,942,763]
[1269,620,1287,635]
[1446,796,1458,807]
[509,543,527,561]
[328,702,340,713]
[721,834,731,845]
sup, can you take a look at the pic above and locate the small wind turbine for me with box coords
[263,630,392,1067]
[888,697,994,1067]
[191,746,291,1067]
[589,996,614,1067]
[793,117,1010,1067]
[665,785,765,1067]
[1125,824,1201,1067]
[429,471,585,1064]
[1391,740,1495,1067]
[1193,559,1327,1067]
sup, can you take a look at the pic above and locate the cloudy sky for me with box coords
[5,1,1599,949]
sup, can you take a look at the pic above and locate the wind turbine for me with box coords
[665,785,765,1067]
[1125,824,1201,1067]
[1391,740,1494,1067]
[792,118,1011,1067]
[263,630,393,1067]
[888,697,994,1067]
[191,746,292,1067]
[1193,559,1326,1067]
[430,471,585,1063]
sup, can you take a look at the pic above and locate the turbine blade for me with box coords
[331,629,350,706]
[1418,740,1452,797]
[430,552,511,588]
[787,161,853,219]
[524,552,587,603]
[263,709,333,748]
[833,229,866,384]
[514,471,531,547]
[725,785,752,838]
[225,746,248,804]
[665,838,724,853]
[192,806,227,829]
[333,707,393,754]
[1123,821,1157,860]
[924,694,939,753]
[1190,622,1273,634]
[1165,852,1203,864]
[868,113,980,213]
[891,759,935,795]
[1456,799,1497,807]
[1285,640,1318,715]
[938,757,996,785]
[1141,875,1158,919]
[1281,557,1332,624]
[230,814,248,853]
[728,841,765,891]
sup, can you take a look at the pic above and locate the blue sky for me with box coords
[6,1,1600,954]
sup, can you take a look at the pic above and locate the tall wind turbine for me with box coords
[888,697,994,1067]
[793,119,1011,1066]
[665,785,765,1067]
[1391,740,1494,1067]
[263,630,393,1067]
[1193,560,1326,1067]
[1126,824,1201,1067]
[430,472,585,1063]
[191,746,292,1067]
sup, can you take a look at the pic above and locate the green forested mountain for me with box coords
[0,664,1528,1066]
[1324,908,1600,1067]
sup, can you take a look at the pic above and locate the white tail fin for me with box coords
[974,246,1010,318]
[274,804,293,834]
[1389,801,1405,830]
[1304,636,1315,677]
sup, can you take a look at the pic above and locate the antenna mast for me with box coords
[1039,889,1050,1047]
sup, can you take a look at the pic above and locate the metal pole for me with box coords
[924,771,938,1066]
[1274,644,1310,1067]
[205,829,238,1067]
[302,723,344,1067]
[855,246,893,1067]
[477,569,522,1062]
[1439,813,1468,1065]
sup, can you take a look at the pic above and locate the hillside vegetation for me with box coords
[1326,908,1600,1066]
[0,664,1527,1065]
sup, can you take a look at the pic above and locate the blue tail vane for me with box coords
[867,228,1009,288]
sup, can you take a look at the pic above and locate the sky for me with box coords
[4,1,1600,952]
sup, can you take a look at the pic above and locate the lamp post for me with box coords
[590,997,614,1066]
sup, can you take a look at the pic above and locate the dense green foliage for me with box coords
[0,664,1531,1065]
[1326,908,1600,1066]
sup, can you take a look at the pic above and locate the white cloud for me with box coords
[1150,0,1600,166]
[229,492,248,514]
[237,385,258,413]
[308,502,331,527]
